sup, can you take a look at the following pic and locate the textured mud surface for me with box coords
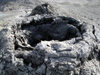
[0,4,100,75]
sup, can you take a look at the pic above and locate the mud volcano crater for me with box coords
[14,3,84,50]
[20,16,82,47]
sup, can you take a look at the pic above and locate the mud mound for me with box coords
[0,3,100,75]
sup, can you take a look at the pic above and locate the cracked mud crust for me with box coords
[0,3,100,75]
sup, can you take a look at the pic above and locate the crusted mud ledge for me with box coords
[0,4,100,75]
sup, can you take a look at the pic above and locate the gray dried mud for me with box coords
[0,3,100,75]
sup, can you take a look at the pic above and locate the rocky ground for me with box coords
[0,0,100,75]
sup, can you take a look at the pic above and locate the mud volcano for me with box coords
[0,3,100,75]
